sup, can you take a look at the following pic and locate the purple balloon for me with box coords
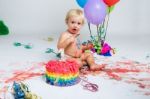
[84,0,107,25]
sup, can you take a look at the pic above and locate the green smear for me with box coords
[24,45,32,49]
[14,42,22,46]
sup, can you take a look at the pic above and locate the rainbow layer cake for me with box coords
[45,60,80,86]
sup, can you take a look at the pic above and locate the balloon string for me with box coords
[88,22,92,38]
[103,9,110,42]
[88,22,96,43]
[97,25,101,43]
[80,76,99,92]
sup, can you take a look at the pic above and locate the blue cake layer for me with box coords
[45,75,80,86]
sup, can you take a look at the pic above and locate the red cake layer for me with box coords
[46,60,80,74]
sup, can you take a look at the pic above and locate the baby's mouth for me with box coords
[73,28,77,31]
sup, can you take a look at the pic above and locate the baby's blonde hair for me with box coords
[65,9,84,25]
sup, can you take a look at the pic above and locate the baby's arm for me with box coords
[57,33,75,60]
[57,33,75,49]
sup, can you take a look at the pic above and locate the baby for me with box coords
[57,9,105,71]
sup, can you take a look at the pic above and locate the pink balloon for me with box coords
[84,0,107,25]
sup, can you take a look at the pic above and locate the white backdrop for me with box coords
[0,1,150,99]
[0,0,150,37]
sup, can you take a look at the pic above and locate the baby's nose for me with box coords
[74,23,79,28]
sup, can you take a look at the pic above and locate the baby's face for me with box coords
[67,16,83,34]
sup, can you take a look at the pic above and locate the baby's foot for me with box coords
[90,64,106,71]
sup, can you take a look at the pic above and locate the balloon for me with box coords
[76,0,88,8]
[103,0,120,7]
[84,0,107,25]
[107,6,115,14]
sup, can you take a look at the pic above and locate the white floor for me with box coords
[0,33,150,99]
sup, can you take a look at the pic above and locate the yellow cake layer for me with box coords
[46,71,79,79]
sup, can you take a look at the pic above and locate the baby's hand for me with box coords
[82,41,93,50]
[87,43,93,49]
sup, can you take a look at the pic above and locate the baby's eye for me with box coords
[71,21,75,24]
[78,22,81,25]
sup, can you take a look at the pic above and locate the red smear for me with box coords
[106,72,121,80]
[5,72,44,83]
[3,62,45,83]
[139,83,146,89]
[80,59,150,96]
[137,78,150,81]
[111,68,140,73]
[116,61,135,65]
[0,86,8,94]
[145,92,150,96]
[0,70,5,73]
[125,80,150,89]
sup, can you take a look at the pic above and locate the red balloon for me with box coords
[103,0,120,6]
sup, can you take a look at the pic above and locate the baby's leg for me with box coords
[83,53,105,71]
[67,57,83,68]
